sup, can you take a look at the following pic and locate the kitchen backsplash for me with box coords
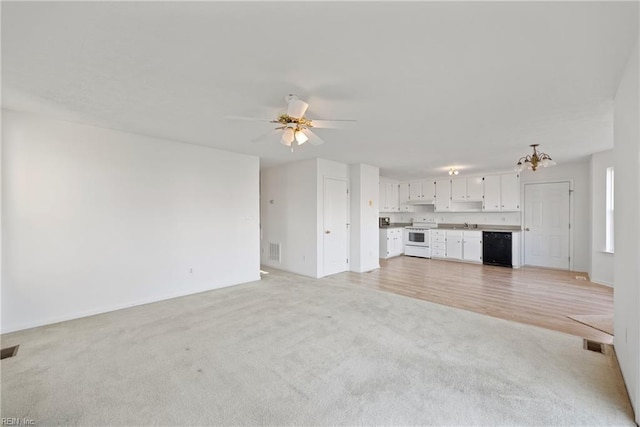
[385,205,521,226]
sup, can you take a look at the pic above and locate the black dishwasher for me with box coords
[482,231,512,267]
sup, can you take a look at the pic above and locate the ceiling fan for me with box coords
[228,94,356,148]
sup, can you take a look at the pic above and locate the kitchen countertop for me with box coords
[379,223,411,229]
[435,223,522,232]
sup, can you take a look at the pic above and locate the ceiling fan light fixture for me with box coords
[281,127,294,146]
[295,129,308,145]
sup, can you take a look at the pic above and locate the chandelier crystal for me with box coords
[515,144,556,172]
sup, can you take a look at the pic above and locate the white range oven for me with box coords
[404,219,438,258]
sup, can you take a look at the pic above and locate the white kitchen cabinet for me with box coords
[421,180,436,203]
[407,180,435,203]
[483,175,501,211]
[482,173,520,212]
[379,182,399,212]
[379,182,387,210]
[452,177,484,202]
[462,231,482,263]
[500,173,520,211]
[434,180,451,211]
[451,179,467,202]
[445,230,463,259]
[431,230,447,258]
[398,183,413,212]
[379,227,404,259]
[408,181,422,201]
[467,177,484,201]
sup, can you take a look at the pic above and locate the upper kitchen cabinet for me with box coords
[379,181,399,212]
[451,177,483,202]
[500,173,520,211]
[483,175,501,210]
[407,180,435,203]
[422,180,436,203]
[398,183,413,212]
[482,173,520,212]
[434,179,451,211]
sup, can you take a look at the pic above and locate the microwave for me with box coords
[379,217,391,227]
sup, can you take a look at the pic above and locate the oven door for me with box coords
[405,229,429,247]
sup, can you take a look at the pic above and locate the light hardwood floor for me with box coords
[344,256,614,344]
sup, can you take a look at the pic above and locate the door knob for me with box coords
[325,230,331,234]
[525,228,530,231]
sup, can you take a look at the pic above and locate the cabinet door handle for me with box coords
[525,228,530,231]
[325,230,331,234]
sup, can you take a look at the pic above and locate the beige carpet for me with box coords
[1,268,634,426]
[567,314,614,336]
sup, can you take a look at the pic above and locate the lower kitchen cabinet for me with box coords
[445,230,463,260]
[462,231,482,262]
[379,227,404,259]
[431,230,446,258]
[431,229,483,263]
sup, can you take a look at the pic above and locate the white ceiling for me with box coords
[2,1,638,180]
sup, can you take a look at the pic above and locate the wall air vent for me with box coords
[269,242,281,263]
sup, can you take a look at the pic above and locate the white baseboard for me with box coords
[1,274,261,335]
[591,278,613,287]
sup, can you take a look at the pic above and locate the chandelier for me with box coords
[514,144,556,172]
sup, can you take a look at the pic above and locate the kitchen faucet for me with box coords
[464,222,469,229]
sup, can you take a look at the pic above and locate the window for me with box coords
[605,167,614,253]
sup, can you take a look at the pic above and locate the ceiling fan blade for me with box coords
[225,115,272,122]
[303,129,325,146]
[286,97,309,119]
[310,119,357,129]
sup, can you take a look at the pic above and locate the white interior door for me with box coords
[323,178,348,276]
[524,182,571,269]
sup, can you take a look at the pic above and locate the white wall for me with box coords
[350,164,380,273]
[260,158,351,279]
[613,40,639,423]
[260,159,318,277]
[590,150,614,286]
[1,110,261,333]
[520,160,591,273]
